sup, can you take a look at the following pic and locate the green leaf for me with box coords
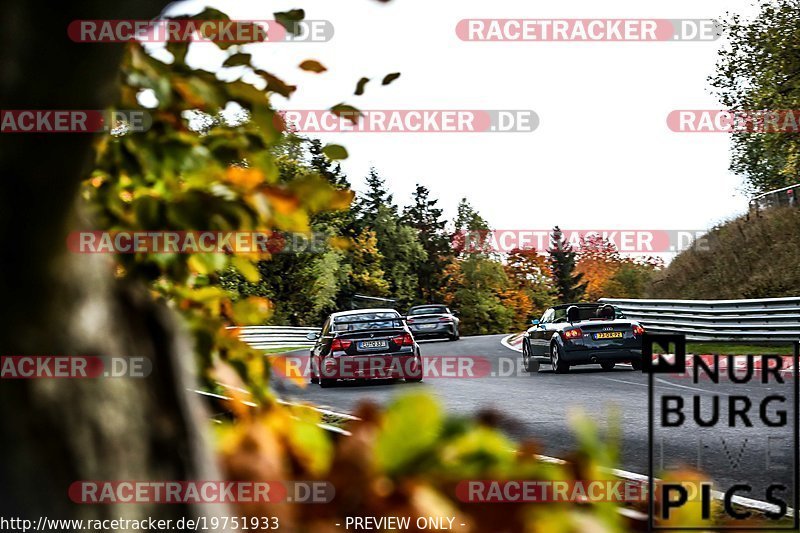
[256,69,297,98]
[166,42,189,65]
[330,103,362,125]
[322,144,348,160]
[223,53,252,68]
[382,72,401,86]
[376,393,443,474]
[274,9,305,36]
[354,77,370,96]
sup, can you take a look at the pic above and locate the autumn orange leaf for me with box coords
[225,167,265,191]
[299,59,327,73]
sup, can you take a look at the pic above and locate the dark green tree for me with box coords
[354,168,425,309]
[402,184,452,302]
[548,226,587,303]
[452,198,491,256]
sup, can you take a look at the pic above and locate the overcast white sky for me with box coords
[164,0,760,235]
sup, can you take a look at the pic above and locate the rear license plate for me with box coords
[593,332,623,340]
[358,340,388,349]
[419,324,436,329]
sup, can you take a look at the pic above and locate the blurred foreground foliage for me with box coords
[215,389,635,533]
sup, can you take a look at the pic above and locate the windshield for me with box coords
[333,311,403,331]
[409,306,447,316]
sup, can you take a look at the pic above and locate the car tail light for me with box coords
[331,338,352,351]
[438,317,452,322]
[563,328,582,340]
[392,333,414,346]
[632,324,645,336]
[407,318,415,324]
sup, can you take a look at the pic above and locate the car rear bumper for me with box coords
[564,348,642,364]
[533,349,642,364]
[409,324,455,338]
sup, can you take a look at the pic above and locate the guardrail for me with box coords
[749,182,800,212]
[600,297,800,342]
[232,325,319,350]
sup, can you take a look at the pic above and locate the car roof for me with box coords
[409,304,446,309]
[330,308,399,318]
[551,303,605,310]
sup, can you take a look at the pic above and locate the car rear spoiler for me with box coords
[334,317,406,326]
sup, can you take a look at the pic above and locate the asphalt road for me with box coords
[278,334,797,510]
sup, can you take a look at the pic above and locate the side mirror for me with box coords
[305,332,319,341]
[531,319,540,325]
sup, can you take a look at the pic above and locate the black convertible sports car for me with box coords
[521,303,644,374]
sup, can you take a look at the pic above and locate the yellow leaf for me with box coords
[231,256,260,283]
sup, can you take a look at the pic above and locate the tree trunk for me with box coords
[0,1,226,526]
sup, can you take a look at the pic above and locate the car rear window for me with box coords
[333,312,402,331]
[409,306,446,315]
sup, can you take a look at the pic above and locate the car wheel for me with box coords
[600,362,615,371]
[522,341,539,373]
[406,356,423,382]
[550,343,570,374]
[631,359,643,371]
[449,327,460,341]
[310,359,320,384]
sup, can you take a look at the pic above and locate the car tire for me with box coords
[310,359,320,384]
[406,357,423,382]
[449,327,460,341]
[631,359,643,371]
[600,362,615,371]
[550,342,570,374]
[522,341,540,373]
[319,378,336,388]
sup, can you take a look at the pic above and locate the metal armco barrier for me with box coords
[600,297,800,342]
[749,182,800,211]
[232,325,319,350]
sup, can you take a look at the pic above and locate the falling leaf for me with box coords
[382,72,401,85]
[322,144,348,160]
[330,103,362,125]
[355,77,370,95]
[274,9,305,35]
[299,60,327,73]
